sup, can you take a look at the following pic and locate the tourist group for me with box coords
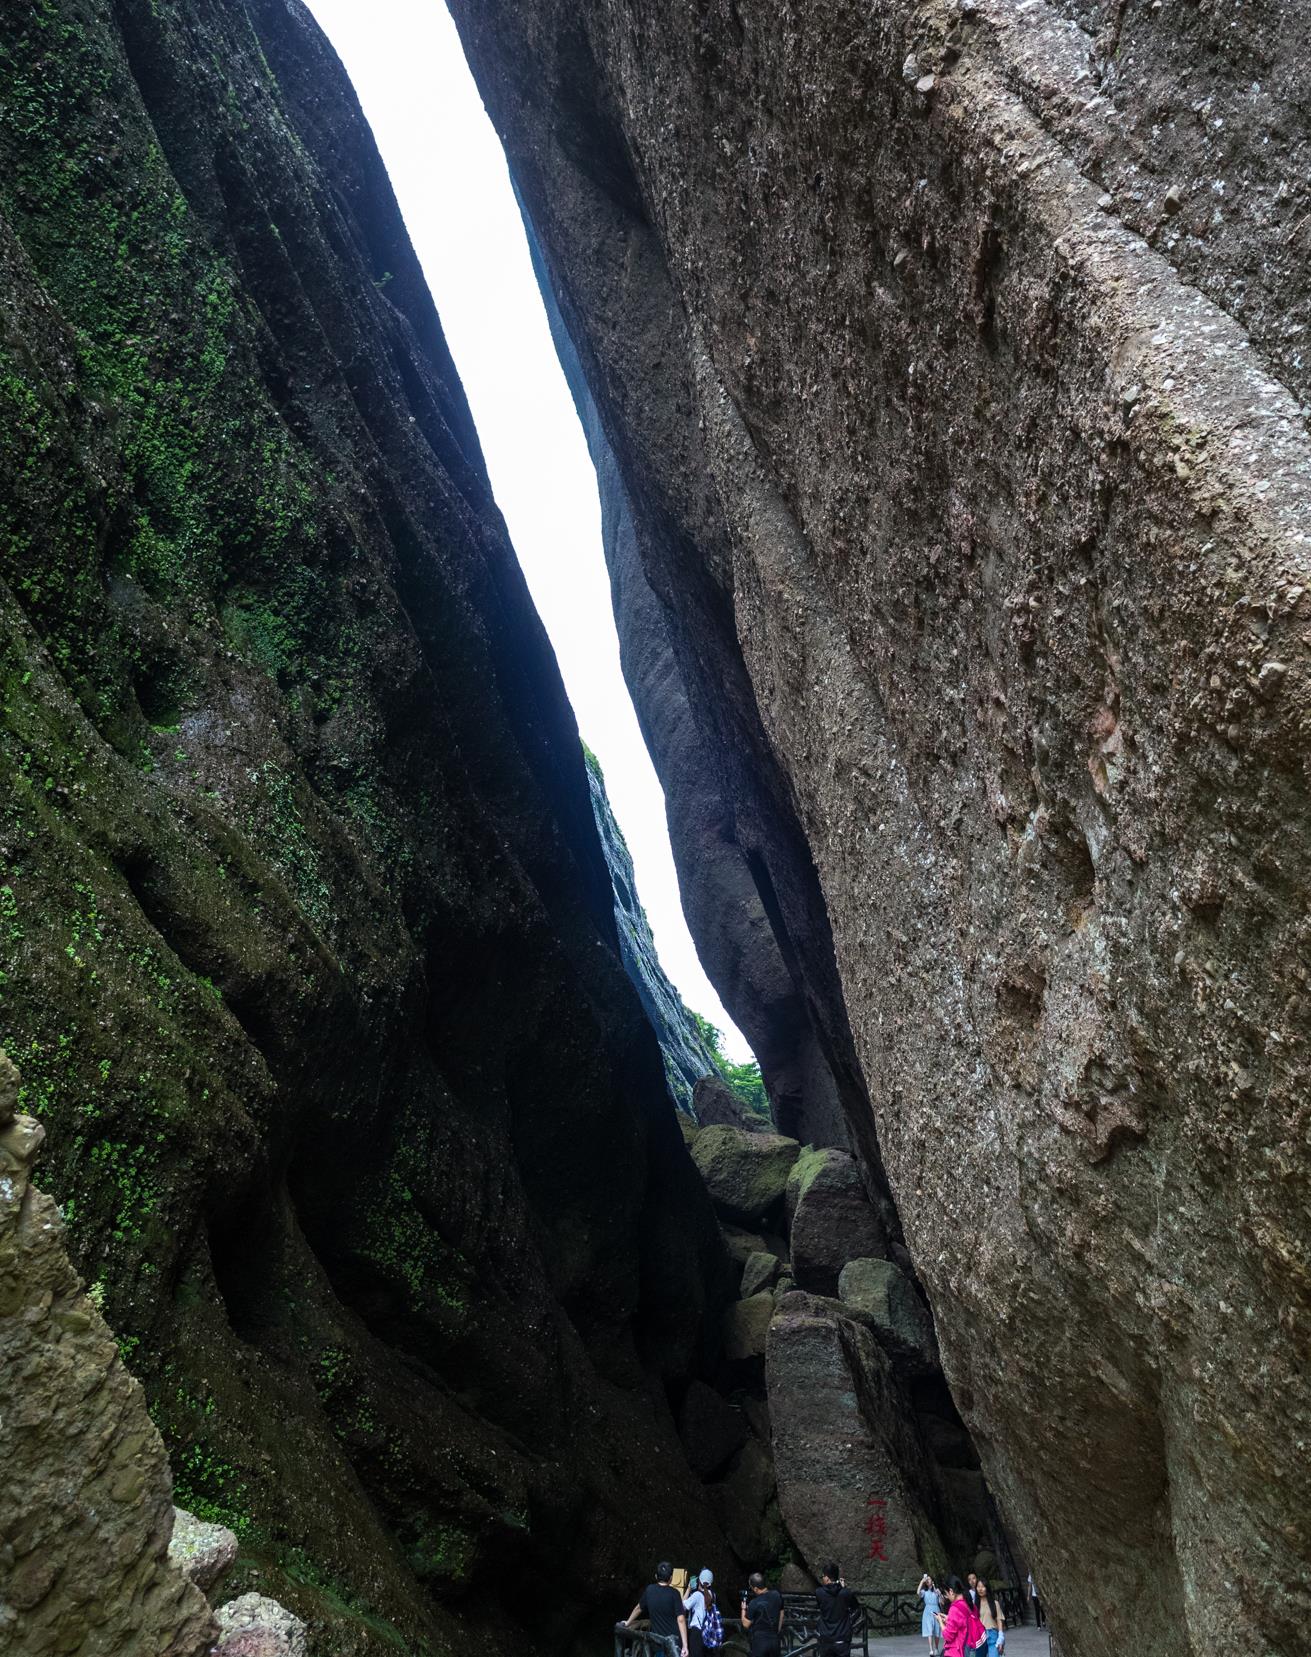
[618,1560,871,1657]
[620,1563,1043,1657]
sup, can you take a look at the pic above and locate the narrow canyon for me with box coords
[1,3,1308,1656]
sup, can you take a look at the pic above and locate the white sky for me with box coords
[303,0,752,1061]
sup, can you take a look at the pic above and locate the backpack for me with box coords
[702,1590,724,1649]
[963,1606,988,1653]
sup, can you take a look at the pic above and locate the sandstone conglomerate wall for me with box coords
[449,3,1311,1653]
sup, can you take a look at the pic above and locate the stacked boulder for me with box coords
[683,1119,993,1588]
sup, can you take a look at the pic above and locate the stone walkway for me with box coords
[876,1628,1053,1653]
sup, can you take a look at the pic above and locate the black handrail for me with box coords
[782,1584,1024,1639]
[615,1584,1025,1654]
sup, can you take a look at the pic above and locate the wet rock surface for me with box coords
[451,0,1311,1649]
[0,1079,216,1656]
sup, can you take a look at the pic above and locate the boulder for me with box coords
[723,1292,775,1363]
[767,1292,947,1588]
[693,1126,799,1226]
[678,1379,749,1478]
[215,1594,308,1657]
[169,1507,239,1593]
[708,1440,785,1563]
[0,1086,216,1656]
[694,1072,764,1131]
[838,1258,938,1374]
[740,1250,781,1299]
[721,1225,788,1272]
[779,1561,816,1593]
[786,1149,886,1295]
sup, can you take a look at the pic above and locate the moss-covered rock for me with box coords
[838,1258,938,1376]
[692,1126,799,1226]
[723,1291,775,1363]
[785,1149,887,1296]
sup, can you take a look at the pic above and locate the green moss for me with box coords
[787,1144,827,1204]
[243,761,334,935]
[171,1440,254,1538]
[404,1518,475,1584]
[359,1170,469,1315]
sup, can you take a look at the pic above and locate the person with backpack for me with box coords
[815,1562,860,1657]
[937,1577,987,1657]
[684,1569,721,1657]
[620,1561,689,1657]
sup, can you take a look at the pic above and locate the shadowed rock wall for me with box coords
[0,1,736,1650]
[584,750,722,1114]
[448,2,1311,1653]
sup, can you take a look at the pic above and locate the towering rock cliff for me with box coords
[583,747,722,1115]
[449,3,1311,1654]
[0,1,736,1649]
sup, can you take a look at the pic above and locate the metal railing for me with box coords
[615,1585,1025,1655]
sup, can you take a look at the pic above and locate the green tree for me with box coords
[690,1011,769,1121]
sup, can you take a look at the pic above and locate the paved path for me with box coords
[874,1629,1053,1653]
[868,1623,1054,1650]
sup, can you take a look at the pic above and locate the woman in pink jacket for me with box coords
[937,1578,986,1657]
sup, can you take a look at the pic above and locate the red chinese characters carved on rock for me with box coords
[864,1496,888,1562]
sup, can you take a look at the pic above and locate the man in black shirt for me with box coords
[621,1561,689,1657]
[815,1562,860,1657]
[740,1573,783,1657]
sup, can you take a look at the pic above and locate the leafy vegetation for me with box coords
[690,1010,770,1120]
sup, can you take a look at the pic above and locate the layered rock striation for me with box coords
[451,2,1311,1653]
[0,2,736,1650]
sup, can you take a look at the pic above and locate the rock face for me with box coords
[693,1072,766,1132]
[451,1,1311,1651]
[677,1379,749,1479]
[585,749,721,1114]
[0,3,737,1650]
[0,1095,216,1655]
